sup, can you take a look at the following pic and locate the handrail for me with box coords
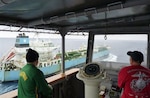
[0,68,79,98]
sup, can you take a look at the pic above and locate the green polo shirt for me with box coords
[18,64,52,98]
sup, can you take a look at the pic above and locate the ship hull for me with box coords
[0,50,111,82]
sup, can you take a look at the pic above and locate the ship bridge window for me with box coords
[93,34,147,68]
[58,60,61,64]
[16,39,20,42]
[44,63,46,67]
[39,63,42,67]
[48,43,54,47]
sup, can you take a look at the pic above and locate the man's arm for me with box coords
[34,70,52,98]
[118,68,127,88]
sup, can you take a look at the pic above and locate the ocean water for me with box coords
[0,38,147,95]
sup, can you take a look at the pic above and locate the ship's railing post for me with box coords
[147,33,150,68]
[61,34,65,73]
[86,32,94,64]
[59,28,68,74]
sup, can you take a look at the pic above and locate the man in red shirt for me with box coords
[118,51,150,98]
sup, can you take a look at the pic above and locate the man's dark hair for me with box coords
[26,48,39,62]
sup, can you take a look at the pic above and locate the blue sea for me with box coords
[0,38,147,95]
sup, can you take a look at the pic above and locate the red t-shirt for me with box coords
[118,65,150,98]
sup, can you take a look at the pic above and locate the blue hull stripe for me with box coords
[0,50,109,82]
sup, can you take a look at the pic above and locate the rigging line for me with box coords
[17,26,23,31]
[104,11,107,40]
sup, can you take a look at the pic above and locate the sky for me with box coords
[0,25,147,40]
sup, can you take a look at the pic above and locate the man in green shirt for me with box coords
[18,48,52,98]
